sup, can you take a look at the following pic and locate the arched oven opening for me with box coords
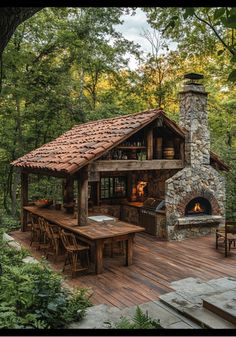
[185,197,212,217]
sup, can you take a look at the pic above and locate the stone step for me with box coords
[185,307,236,329]
[70,299,201,329]
[203,290,236,325]
[117,301,200,329]
[155,300,201,329]
[160,291,236,329]
[69,304,121,329]
[69,277,236,329]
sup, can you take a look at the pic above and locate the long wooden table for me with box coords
[24,206,144,274]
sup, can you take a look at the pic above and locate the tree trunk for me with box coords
[78,67,86,122]
[0,8,43,57]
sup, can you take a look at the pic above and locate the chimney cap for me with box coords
[184,73,204,80]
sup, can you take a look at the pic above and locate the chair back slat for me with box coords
[226,222,236,234]
[60,230,80,250]
[60,229,70,250]
[30,213,39,229]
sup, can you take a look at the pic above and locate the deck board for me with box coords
[10,230,236,308]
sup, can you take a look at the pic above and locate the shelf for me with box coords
[116,146,146,150]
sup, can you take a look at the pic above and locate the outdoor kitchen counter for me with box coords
[121,201,144,208]
[24,206,144,274]
[120,202,143,225]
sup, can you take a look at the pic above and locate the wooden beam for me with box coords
[77,166,88,226]
[21,172,28,232]
[89,160,184,172]
[147,128,153,160]
[21,168,68,178]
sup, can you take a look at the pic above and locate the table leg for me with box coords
[95,239,104,274]
[125,235,133,266]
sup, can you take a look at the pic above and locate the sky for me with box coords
[114,8,177,70]
[114,8,152,69]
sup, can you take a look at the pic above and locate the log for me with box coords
[77,166,88,226]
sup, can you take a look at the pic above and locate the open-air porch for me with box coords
[9,77,234,318]
[10,229,236,309]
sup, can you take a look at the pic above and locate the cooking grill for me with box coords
[141,198,165,213]
[140,198,165,235]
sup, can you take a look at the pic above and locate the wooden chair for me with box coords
[38,217,52,252]
[60,230,90,277]
[216,222,236,257]
[47,224,61,262]
[29,213,41,247]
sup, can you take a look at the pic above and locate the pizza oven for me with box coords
[185,197,212,217]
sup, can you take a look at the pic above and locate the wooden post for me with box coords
[147,128,153,160]
[95,181,100,206]
[77,166,88,226]
[156,137,163,159]
[62,176,74,205]
[95,239,104,274]
[180,141,185,165]
[21,172,28,232]
[125,234,134,266]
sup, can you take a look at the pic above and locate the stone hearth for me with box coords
[177,215,222,226]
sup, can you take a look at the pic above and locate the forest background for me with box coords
[0,7,235,229]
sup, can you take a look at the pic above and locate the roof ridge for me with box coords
[71,108,165,129]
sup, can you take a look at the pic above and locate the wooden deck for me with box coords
[10,230,236,309]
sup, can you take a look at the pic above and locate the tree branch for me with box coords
[193,11,235,56]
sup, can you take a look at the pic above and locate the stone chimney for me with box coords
[179,73,210,167]
[165,73,225,241]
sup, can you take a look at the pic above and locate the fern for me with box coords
[112,306,162,329]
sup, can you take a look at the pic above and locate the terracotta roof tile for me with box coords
[11,108,184,174]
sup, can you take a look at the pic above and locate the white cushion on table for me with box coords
[88,215,115,222]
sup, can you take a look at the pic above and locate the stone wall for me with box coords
[91,205,121,219]
[121,205,140,225]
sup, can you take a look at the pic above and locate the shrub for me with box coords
[0,231,92,329]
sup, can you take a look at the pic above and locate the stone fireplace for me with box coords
[165,74,225,240]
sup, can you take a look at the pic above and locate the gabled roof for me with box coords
[11,108,229,175]
[210,151,229,171]
[12,109,184,175]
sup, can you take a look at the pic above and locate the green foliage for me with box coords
[144,7,236,81]
[108,306,162,329]
[0,7,235,221]
[228,69,236,82]
[0,210,20,231]
[0,231,92,329]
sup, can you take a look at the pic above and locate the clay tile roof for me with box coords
[11,108,169,175]
[11,107,229,174]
